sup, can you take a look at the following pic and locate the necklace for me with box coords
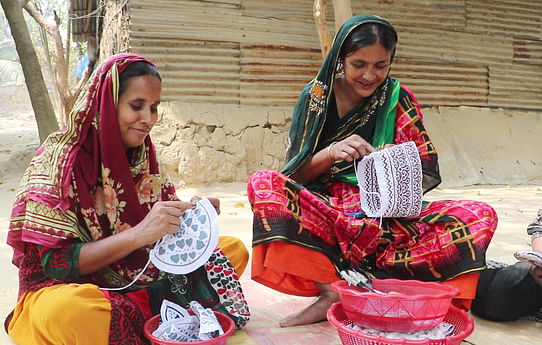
[336,79,389,133]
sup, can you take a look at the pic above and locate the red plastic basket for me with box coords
[143,311,235,345]
[327,302,474,345]
[331,279,459,332]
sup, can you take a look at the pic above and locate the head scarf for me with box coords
[8,53,176,287]
[282,14,400,179]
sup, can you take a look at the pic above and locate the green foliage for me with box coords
[0,59,24,83]
[0,39,17,60]
[1,1,88,87]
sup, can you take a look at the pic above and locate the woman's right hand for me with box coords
[78,200,194,275]
[328,134,377,162]
[132,200,194,247]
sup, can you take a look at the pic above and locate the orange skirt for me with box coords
[253,240,478,309]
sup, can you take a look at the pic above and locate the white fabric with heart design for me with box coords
[150,198,219,274]
[152,300,223,342]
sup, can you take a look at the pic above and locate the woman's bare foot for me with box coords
[531,239,542,286]
[279,281,339,327]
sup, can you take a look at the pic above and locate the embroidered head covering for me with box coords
[356,141,423,218]
[8,53,176,287]
[282,15,400,182]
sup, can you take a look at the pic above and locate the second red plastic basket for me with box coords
[327,302,474,345]
[331,278,459,332]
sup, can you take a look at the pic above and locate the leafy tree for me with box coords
[1,0,93,141]
[22,0,92,128]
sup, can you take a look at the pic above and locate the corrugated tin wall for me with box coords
[71,0,98,41]
[128,0,542,110]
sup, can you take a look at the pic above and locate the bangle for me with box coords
[327,142,337,163]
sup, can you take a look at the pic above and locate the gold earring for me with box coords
[336,60,344,76]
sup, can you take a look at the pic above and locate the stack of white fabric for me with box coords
[348,321,455,340]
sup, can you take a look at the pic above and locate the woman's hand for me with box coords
[132,200,194,246]
[328,134,377,162]
[190,196,221,215]
[207,197,221,215]
[79,200,194,275]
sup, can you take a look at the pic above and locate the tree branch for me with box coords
[23,1,77,129]
[23,2,69,110]
[313,0,331,59]
[22,2,56,32]
[332,0,352,32]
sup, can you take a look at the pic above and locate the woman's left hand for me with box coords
[191,196,221,215]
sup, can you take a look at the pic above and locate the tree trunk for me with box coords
[23,3,71,128]
[313,0,331,59]
[313,0,353,59]
[332,0,352,33]
[0,0,58,142]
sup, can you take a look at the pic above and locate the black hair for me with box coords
[118,61,162,97]
[339,22,398,63]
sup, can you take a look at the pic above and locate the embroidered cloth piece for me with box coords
[356,141,423,218]
[152,300,223,342]
[150,198,219,274]
[348,321,455,340]
[514,250,542,268]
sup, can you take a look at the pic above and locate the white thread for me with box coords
[100,199,218,291]
[99,240,158,291]
[353,157,384,228]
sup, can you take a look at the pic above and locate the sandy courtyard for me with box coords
[0,112,541,344]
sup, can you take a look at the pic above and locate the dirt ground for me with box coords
[0,112,541,344]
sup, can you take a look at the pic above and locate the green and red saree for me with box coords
[248,15,497,307]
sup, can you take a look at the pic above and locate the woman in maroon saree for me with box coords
[6,54,249,344]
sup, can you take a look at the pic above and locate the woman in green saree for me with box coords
[248,14,498,327]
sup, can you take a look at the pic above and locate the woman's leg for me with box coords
[217,235,249,277]
[472,261,542,321]
[8,284,112,345]
[378,200,498,281]
[278,281,339,327]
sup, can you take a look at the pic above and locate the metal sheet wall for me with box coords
[128,0,542,110]
[71,0,98,41]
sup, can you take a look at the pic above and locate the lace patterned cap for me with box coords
[356,141,423,218]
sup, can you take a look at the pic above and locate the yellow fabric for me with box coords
[8,284,111,345]
[218,236,249,277]
[8,237,247,345]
